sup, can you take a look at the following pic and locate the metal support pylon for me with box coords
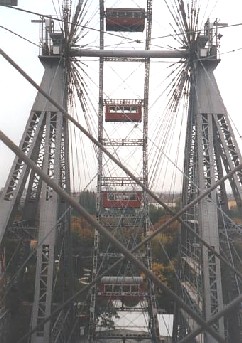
[174,42,242,342]
[30,59,69,343]
[0,20,72,342]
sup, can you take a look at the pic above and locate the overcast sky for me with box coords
[0,0,242,189]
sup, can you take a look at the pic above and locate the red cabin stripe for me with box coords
[102,191,142,208]
[104,99,143,123]
[106,104,142,122]
[106,8,146,32]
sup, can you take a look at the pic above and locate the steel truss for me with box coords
[0,23,72,342]
[174,52,242,342]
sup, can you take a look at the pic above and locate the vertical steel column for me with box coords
[175,56,242,342]
[143,0,160,341]
[88,0,104,340]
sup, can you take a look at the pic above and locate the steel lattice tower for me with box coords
[173,20,242,343]
[0,14,73,343]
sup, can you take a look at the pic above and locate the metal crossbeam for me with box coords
[71,48,188,59]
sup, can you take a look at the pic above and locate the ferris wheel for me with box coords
[0,1,242,343]
[87,1,161,342]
